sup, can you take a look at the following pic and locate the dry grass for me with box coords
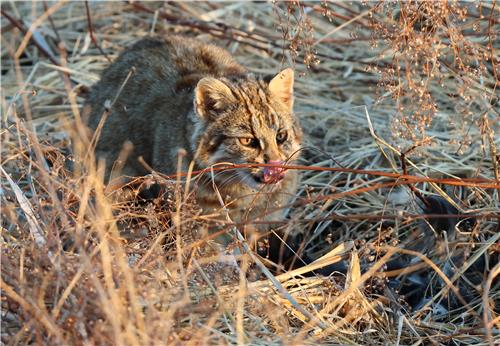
[1,1,499,345]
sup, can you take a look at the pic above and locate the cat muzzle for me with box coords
[261,160,286,184]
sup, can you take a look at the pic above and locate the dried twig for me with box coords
[1,166,46,249]
[42,0,62,43]
[84,0,111,62]
[1,8,59,66]
[158,163,500,189]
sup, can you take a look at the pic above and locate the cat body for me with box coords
[85,36,302,225]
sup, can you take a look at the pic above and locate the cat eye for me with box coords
[239,137,259,148]
[276,130,287,144]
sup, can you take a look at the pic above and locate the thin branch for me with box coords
[84,0,111,62]
[43,0,62,43]
[127,1,375,67]
[1,8,60,66]
[152,163,500,189]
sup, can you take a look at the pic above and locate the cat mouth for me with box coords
[238,170,285,190]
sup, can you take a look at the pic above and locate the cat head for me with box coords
[193,68,302,189]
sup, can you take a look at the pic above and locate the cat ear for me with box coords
[195,78,235,120]
[269,68,294,111]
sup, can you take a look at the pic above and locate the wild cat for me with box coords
[84,36,302,229]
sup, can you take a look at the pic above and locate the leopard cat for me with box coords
[84,36,302,234]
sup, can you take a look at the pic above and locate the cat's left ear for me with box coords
[195,77,236,120]
[268,68,294,112]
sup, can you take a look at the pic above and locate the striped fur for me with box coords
[85,36,302,228]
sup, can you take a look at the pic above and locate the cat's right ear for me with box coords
[195,78,235,120]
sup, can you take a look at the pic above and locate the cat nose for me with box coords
[262,160,285,183]
[267,160,284,169]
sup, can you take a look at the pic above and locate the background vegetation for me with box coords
[1,1,499,345]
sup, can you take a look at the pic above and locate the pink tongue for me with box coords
[263,160,285,183]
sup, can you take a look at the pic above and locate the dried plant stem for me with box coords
[1,166,46,249]
[161,163,500,188]
[0,278,64,342]
[13,0,67,60]
[84,0,111,63]
[1,8,59,66]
